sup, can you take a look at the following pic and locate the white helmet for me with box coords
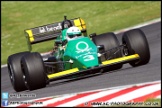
[66,26,81,40]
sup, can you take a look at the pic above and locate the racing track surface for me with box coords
[1,21,161,102]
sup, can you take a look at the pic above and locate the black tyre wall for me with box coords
[122,29,150,66]
[92,32,123,71]
[7,51,30,92]
[21,52,47,90]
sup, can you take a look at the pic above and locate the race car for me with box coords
[7,16,150,92]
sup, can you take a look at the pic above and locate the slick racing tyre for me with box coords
[122,29,150,67]
[21,52,47,90]
[7,51,30,92]
[92,32,123,71]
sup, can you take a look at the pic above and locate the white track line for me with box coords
[56,88,125,107]
[52,80,161,99]
[6,80,161,107]
[7,81,161,107]
[114,18,161,34]
[56,83,161,107]
[106,83,161,102]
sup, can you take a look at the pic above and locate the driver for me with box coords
[66,26,82,41]
[51,26,82,55]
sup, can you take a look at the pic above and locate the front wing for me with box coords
[47,54,140,81]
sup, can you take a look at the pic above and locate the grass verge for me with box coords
[1,1,161,64]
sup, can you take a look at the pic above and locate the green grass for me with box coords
[1,1,161,64]
[144,98,161,107]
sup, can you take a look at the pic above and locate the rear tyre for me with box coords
[122,29,150,67]
[92,32,123,71]
[21,52,47,90]
[7,51,30,92]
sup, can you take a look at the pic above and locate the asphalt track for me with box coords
[1,21,161,102]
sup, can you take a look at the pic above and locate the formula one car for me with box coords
[7,16,150,92]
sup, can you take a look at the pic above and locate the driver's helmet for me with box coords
[66,26,82,40]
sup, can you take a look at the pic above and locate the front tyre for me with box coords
[7,51,30,92]
[122,29,150,67]
[92,32,123,71]
[21,52,47,90]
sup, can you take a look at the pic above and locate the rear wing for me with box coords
[24,17,87,51]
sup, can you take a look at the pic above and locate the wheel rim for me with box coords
[23,74,29,89]
[21,63,30,90]
[8,64,15,85]
[122,41,129,56]
[123,45,129,56]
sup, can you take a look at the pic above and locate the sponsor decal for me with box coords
[76,41,91,53]
[83,55,95,61]
[39,23,62,33]
[75,41,95,61]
